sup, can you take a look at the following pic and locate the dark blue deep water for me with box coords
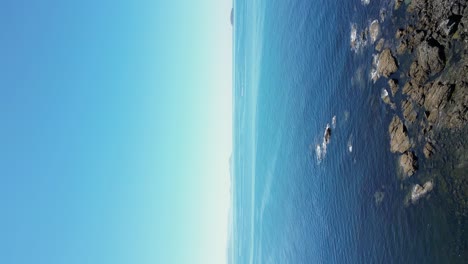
[230,0,465,263]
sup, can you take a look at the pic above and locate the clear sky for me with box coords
[0,1,232,263]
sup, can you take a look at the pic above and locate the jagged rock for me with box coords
[411,181,434,203]
[388,79,398,96]
[402,99,418,123]
[409,61,428,85]
[377,49,398,78]
[400,151,418,177]
[324,126,331,144]
[408,30,426,48]
[444,81,468,129]
[423,142,435,158]
[423,81,453,124]
[417,41,445,75]
[403,81,425,105]
[389,116,411,153]
[375,38,385,52]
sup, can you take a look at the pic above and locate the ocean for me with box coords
[230,0,466,263]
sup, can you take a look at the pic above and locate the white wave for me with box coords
[332,116,337,129]
[350,23,368,53]
[361,0,370,5]
[381,88,389,99]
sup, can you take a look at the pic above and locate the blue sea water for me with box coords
[230,0,465,263]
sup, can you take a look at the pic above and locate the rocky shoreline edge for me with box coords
[365,0,467,212]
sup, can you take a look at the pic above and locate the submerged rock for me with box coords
[423,142,435,158]
[389,116,411,153]
[411,181,434,203]
[375,38,385,52]
[374,191,385,205]
[394,0,403,10]
[400,151,418,177]
[377,49,398,78]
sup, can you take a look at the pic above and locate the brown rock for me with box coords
[377,49,398,78]
[423,142,435,158]
[388,79,398,96]
[389,116,411,153]
[400,151,418,177]
[402,100,417,123]
[417,41,445,76]
[423,81,453,124]
[403,81,425,106]
[409,61,428,85]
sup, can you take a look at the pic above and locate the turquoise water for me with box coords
[230,0,466,263]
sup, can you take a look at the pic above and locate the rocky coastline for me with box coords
[369,0,468,214]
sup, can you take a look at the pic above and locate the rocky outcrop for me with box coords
[402,99,417,123]
[417,41,445,76]
[377,49,398,78]
[402,81,425,106]
[409,61,428,85]
[411,181,434,203]
[372,0,468,212]
[400,151,418,177]
[389,116,411,153]
[424,81,453,124]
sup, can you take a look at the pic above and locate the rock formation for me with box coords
[377,49,398,78]
[388,79,398,96]
[389,116,411,153]
[411,181,434,203]
[423,142,435,158]
[400,151,418,177]
[402,100,417,124]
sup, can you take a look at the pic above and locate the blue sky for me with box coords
[0,1,232,263]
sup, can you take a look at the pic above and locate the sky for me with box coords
[0,1,232,263]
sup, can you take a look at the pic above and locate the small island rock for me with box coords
[377,49,398,78]
[411,181,434,203]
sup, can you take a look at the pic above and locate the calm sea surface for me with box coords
[230,0,465,263]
